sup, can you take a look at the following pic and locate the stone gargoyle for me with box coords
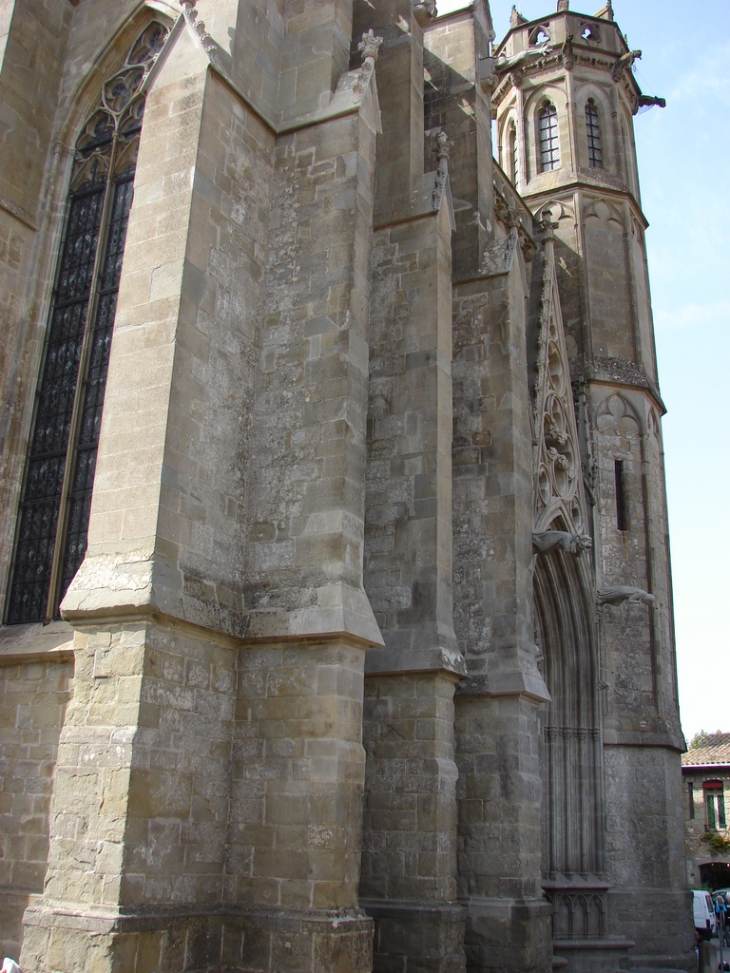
[597,586,656,607]
[532,531,593,555]
[495,45,553,74]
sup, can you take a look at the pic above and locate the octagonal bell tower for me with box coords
[493,3,692,969]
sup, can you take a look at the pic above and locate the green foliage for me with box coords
[700,831,730,855]
[689,730,717,750]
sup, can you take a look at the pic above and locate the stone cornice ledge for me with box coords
[457,668,551,702]
[0,621,74,665]
[603,727,686,751]
[23,903,372,932]
[364,621,467,678]
[462,896,553,919]
[61,552,383,649]
[359,898,465,918]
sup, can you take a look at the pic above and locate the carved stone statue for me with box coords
[597,586,655,606]
[532,531,592,555]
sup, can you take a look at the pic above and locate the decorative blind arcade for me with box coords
[6,22,168,625]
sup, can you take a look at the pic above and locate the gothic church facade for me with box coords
[0,0,691,970]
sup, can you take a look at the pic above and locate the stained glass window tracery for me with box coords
[6,21,168,625]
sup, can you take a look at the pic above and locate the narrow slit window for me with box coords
[5,21,168,625]
[614,459,628,531]
[689,782,695,820]
[586,98,603,168]
[539,103,560,172]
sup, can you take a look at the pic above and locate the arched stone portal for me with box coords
[534,542,607,943]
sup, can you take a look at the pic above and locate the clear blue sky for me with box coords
[438,0,730,740]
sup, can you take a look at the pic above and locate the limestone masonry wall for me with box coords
[0,1,692,971]
[0,656,72,961]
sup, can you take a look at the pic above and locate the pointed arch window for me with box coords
[5,21,168,625]
[538,102,560,172]
[586,98,603,168]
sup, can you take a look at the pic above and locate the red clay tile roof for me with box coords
[683,733,730,767]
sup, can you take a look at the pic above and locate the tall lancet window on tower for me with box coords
[538,102,560,171]
[509,122,519,185]
[5,21,168,625]
[586,98,603,168]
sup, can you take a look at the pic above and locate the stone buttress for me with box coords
[424,7,554,973]
[1,1,384,970]
[356,1,466,971]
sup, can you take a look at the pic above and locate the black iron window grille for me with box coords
[539,103,560,172]
[586,99,603,168]
[5,21,168,625]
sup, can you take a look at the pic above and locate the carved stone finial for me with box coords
[353,30,383,101]
[510,5,528,27]
[537,206,559,242]
[557,0,569,10]
[532,531,593,556]
[432,130,451,211]
[506,204,520,230]
[413,0,438,27]
[597,585,655,607]
[358,29,383,63]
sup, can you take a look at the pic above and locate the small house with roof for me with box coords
[683,733,730,889]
